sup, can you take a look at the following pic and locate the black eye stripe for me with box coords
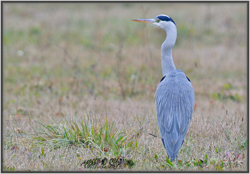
[157,15,176,25]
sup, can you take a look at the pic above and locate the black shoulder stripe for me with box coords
[186,76,191,82]
[160,76,166,82]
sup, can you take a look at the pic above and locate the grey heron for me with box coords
[133,14,195,162]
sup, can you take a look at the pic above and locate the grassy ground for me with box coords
[2,2,248,171]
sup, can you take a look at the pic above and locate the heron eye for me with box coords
[156,19,161,23]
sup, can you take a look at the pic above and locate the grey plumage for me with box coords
[155,70,194,161]
[133,14,195,162]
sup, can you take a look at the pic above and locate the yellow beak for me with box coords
[132,18,155,24]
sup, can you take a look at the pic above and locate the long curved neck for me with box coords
[161,23,177,76]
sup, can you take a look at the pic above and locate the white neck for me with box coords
[161,22,177,76]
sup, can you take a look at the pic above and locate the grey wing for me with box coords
[155,76,194,159]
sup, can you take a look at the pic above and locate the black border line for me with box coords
[1,1,249,173]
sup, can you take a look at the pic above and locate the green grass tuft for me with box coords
[24,114,139,158]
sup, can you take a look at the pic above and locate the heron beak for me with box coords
[132,18,155,24]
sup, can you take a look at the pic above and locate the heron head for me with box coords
[132,14,176,29]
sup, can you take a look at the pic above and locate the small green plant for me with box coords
[154,154,158,161]
[240,139,247,149]
[211,92,243,102]
[204,154,208,164]
[3,166,15,171]
[223,83,233,90]
[216,164,223,171]
[27,114,139,157]
[166,156,174,167]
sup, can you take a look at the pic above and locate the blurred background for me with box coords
[3,3,247,105]
[2,2,248,171]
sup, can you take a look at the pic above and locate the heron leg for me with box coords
[176,155,178,166]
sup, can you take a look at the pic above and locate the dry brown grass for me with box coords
[3,2,248,171]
